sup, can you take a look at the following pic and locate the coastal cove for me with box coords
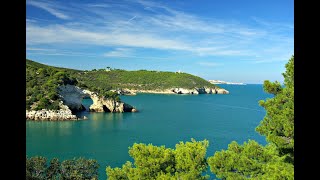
[26,84,271,179]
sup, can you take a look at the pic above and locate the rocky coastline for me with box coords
[114,87,229,95]
[26,85,137,121]
[27,85,228,121]
[26,102,85,121]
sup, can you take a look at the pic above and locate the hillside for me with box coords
[26,59,219,110]
[26,59,81,110]
[77,69,217,91]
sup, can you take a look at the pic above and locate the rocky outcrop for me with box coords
[26,102,80,121]
[111,89,136,95]
[205,87,212,94]
[128,89,175,94]
[58,85,137,113]
[216,88,229,94]
[172,87,229,95]
[119,87,229,95]
[27,85,137,121]
[172,88,198,94]
[57,85,88,111]
[83,89,137,112]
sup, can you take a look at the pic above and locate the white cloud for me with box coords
[198,62,221,67]
[26,0,293,63]
[103,48,133,57]
[27,0,70,20]
[26,47,55,51]
[87,4,111,8]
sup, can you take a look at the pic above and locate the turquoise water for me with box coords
[26,84,271,179]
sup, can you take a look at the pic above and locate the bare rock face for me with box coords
[171,87,228,95]
[58,85,88,112]
[204,87,213,94]
[216,88,229,94]
[172,88,199,94]
[82,88,137,113]
[86,90,136,112]
[27,85,138,121]
[111,89,136,95]
[26,102,78,121]
[56,85,137,113]
[197,88,206,94]
[116,86,228,95]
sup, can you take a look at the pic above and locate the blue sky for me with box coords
[26,0,293,84]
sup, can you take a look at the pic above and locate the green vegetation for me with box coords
[76,69,216,91]
[26,156,99,180]
[26,59,217,111]
[26,56,294,179]
[105,56,294,179]
[256,56,294,162]
[208,56,294,179]
[26,59,120,110]
[106,139,209,179]
[26,59,79,110]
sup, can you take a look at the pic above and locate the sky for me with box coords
[26,0,293,84]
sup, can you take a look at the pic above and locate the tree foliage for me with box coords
[256,56,294,161]
[26,59,122,111]
[26,156,47,180]
[26,156,99,180]
[208,140,293,179]
[106,139,209,179]
[26,57,294,179]
[76,69,216,91]
[61,158,99,180]
[26,59,79,110]
[208,56,294,179]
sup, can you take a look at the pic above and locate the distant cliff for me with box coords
[75,66,220,91]
[208,80,246,85]
[114,87,229,95]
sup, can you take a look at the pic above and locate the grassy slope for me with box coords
[77,70,216,90]
[26,59,81,73]
[27,59,216,90]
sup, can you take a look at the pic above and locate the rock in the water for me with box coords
[58,85,138,113]
[27,85,138,121]
[204,87,213,94]
[216,88,229,94]
[82,89,136,113]
[171,87,227,95]
[26,102,78,121]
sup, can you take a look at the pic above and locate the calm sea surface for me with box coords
[26,84,271,179]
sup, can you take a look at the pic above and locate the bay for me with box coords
[26,84,271,179]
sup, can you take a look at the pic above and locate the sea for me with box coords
[26,84,272,179]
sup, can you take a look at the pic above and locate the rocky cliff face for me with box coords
[113,87,229,95]
[57,85,87,111]
[26,102,79,121]
[56,85,137,113]
[82,89,136,112]
[26,85,137,121]
[215,88,229,94]
[172,87,229,94]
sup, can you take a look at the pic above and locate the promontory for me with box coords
[26,59,228,120]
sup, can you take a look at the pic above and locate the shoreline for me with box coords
[27,86,228,121]
[119,87,229,95]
